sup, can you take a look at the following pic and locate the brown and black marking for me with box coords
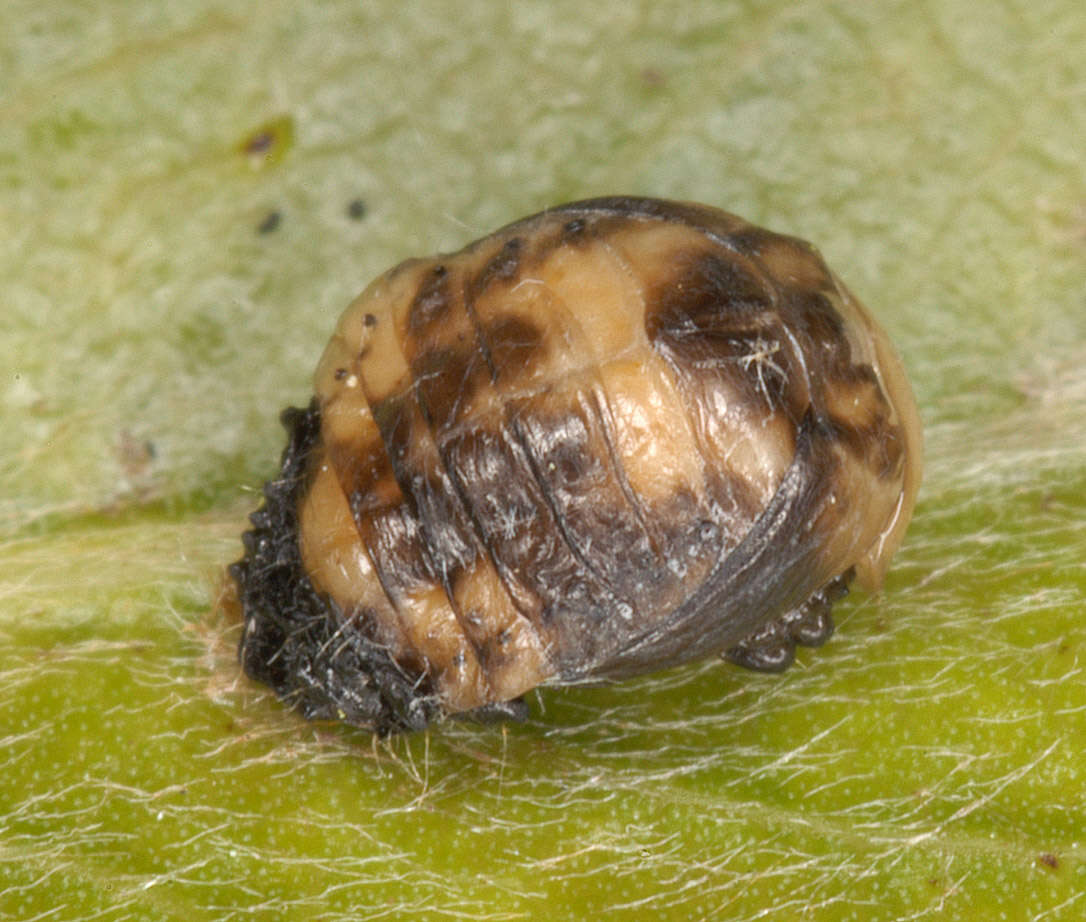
[233,196,923,732]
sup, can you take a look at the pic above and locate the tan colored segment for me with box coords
[608,219,748,298]
[819,361,894,444]
[451,559,551,702]
[313,322,366,407]
[485,620,550,703]
[400,280,494,435]
[298,456,406,655]
[317,368,377,453]
[824,281,888,397]
[316,247,540,715]
[325,428,406,517]
[611,219,802,511]
[831,279,923,588]
[388,372,546,696]
[399,584,490,713]
[597,355,707,504]
[316,350,407,516]
[751,235,835,292]
[471,278,586,392]
[533,235,648,365]
[808,440,912,594]
[697,390,796,510]
[315,261,427,405]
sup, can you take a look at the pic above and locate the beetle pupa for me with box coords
[230,197,922,733]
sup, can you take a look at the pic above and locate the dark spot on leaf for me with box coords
[257,210,281,235]
[237,115,295,167]
[244,132,273,155]
[640,67,665,87]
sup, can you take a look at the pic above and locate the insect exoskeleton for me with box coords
[230,196,922,734]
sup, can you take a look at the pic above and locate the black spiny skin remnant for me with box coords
[231,197,923,734]
[231,403,439,734]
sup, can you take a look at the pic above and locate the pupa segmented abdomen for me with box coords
[231,196,922,734]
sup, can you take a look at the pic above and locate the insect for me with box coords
[230,196,922,734]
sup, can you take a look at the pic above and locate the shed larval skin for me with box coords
[231,197,922,734]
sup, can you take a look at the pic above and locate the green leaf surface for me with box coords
[2,1,1084,919]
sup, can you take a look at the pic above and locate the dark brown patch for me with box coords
[406,469,483,585]
[472,237,523,297]
[814,357,904,479]
[410,343,493,433]
[438,421,625,667]
[636,489,727,598]
[347,199,367,220]
[482,315,547,384]
[783,290,850,374]
[511,398,661,611]
[363,393,484,586]
[408,264,452,333]
[368,394,415,469]
[652,299,811,427]
[722,331,797,410]
[645,250,773,348]
[350,493,434,598]
[728,225,791,260]
[471,625,505,674]
[1037,853,1060,871]
[838,361,881,389]
[325,424,403,522]
[475,624,530,677]
[528,414,594,486]
[824,414,905,479]
[337,455,401,520]
[336,402,445,602]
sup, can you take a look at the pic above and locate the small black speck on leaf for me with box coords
[347,198,367,220]
[257,210,282,235]
[238,116,295,167]
[244,131,274,156]
[640,67,665,87]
